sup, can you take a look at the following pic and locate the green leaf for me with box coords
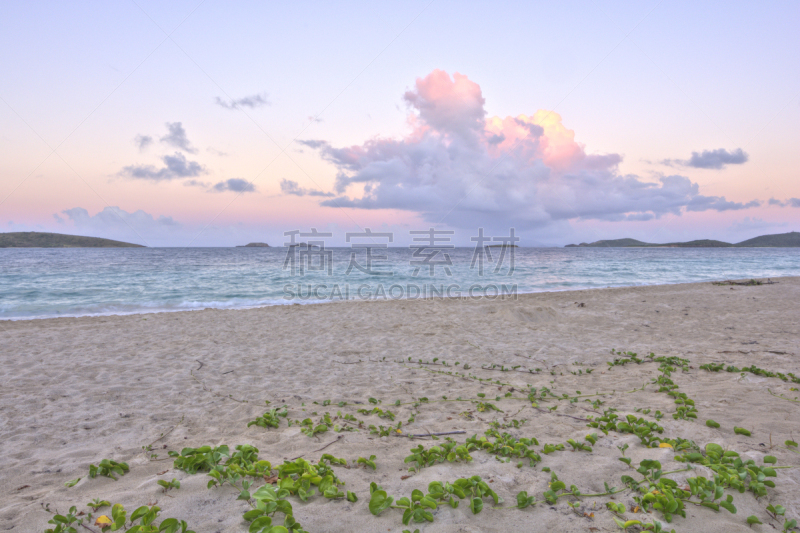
[746,515,762,525]
[130,506,149,522]
[470,497,483,514]
[705,443,724,456]
[734,427,751,436]
[243,509,265,521]
[368,490,393,516]
[705,419,720,428]
[248,517,272,533]
[64,478,81,487]
[763,455,777,464]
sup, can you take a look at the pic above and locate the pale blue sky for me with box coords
[1,1,798,246]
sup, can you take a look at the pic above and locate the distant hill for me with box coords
[735,231,800,247]
[236,242,270,247]
[0,232,144,248]
[566,231,799,248]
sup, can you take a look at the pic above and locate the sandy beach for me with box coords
[2,278,799,533]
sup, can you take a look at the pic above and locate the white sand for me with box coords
[1,278,798,532]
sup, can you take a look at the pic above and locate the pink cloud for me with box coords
[298,70,759,231]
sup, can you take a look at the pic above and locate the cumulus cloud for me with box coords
[768,197,800,207]
[297,70,758,231]
[160,122,196,153]
[663,148,749,169]
[214,93,269,110]
[134,134,153,151]
[121,152,206,181]
[211,178,256,193]
[280,179,334,197]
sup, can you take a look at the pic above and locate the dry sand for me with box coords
[1,278,799,532]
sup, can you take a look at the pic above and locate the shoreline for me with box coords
[1,275,789,322]
[2,277,798,532]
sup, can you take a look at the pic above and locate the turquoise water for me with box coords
[1,247,798,320]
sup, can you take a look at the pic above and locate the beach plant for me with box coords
[43,505,82,533]
[488,418,527,430]
[700,363,800,384]
[88,499,111,511]
[542,443,565,454]
[368,424,395,437]
[87,504,195,533]
[274,455,346,501]
[88,459,129,481]
[357,406,396,421]
[466,430,541,465]
[170,445,229,474]
[207,445,273,496]
[404,439,474,472]
[566,438,592,452]
[247,405,289,429]
[356,455,377,470]
[156,478,180,493]
[675,443,778,498]
[243,484,306,533]
[369,477,498,525]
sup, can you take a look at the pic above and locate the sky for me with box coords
[1,0,798,247]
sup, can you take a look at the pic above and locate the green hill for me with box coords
[658,239,732,248]
[565,238,649,248]
[566,231,799,248]
[0,232,144,248]
[735,231,800,247]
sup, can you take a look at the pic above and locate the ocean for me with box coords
[1,247,798,320]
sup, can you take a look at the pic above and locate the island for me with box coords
[565,231,800,248]
[236,242,271,247]
[0,231,144,248]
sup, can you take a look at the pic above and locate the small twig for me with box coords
[195,359,204,371]
[333,360,364,364]
[291,434,344,460]
[146,415,184,447]
[533,407,590,422]
[395,430,466,438]
[221,370,234,375]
